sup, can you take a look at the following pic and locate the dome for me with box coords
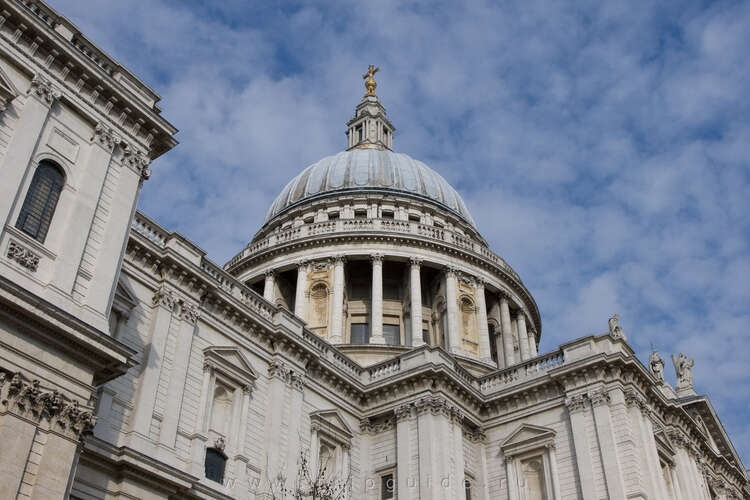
[264,148,476,227]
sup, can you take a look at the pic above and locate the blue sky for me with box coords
[48,0,750,465]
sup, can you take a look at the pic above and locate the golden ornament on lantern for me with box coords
[362,65,379,96]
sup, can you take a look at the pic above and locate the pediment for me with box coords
[654,427,677,462]
[680,397,742,467]
[311,409,354,444]
[500,423,556,457]
[204,346,257,388]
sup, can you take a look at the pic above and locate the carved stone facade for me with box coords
[0,2,747,500]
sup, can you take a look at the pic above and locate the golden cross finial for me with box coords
[362,65,379,96]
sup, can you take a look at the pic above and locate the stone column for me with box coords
[589,388,626,499]
[330,256,345,344]
[416,399,439,500]
[528,330,538,357]
[444,267,460,353]
[358,420,372,499]
[370,254,385,344]
[625,390,671,500]
[565,394,597,499]
[263,270,276,302]
[0,75,58,227]
[294,261,308,320]
[131,287,177,438]
[410,258,425,347]
[516,311,530,361]
[499,297,515,367]
[475,279,491,363]
[396,403,414,500]
[160,300,200,447]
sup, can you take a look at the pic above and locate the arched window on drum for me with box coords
[16,160,65,243]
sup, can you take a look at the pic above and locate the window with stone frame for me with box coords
[16,160,65,244]
[309,282,330,334]
[198,347,257,483]
[500,424,561,500]
[380,471,395,499]
[309,410,353,486]
[205,446,227,484]
[460,296,479,354]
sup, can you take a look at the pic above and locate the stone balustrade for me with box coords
[225,217,520,281]
[479,350,565,394]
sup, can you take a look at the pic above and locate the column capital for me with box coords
[394,402,413,422]
[370,253,384,263]
[179,300,201,324]
[264,269,276,278]
[91,122,119,151]
[152,286,178,311]
[475,276,486,289]
[443,265,459,277]
[332,254,347,265]
[588,388,611,407]
[297,259,309,270]
[28,73,61,106]
[409,256,423,267]
[565,394,589,414]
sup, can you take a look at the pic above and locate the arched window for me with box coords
[460,297,478,353]
[16,161,65,243]
[209,385,233,436]
[204,447,227,483]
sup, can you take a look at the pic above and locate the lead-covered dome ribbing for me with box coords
[264,148,475,227]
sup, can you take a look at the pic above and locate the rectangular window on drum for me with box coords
[383,324,400,346]
[351,323,369,344]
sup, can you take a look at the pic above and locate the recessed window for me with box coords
[381,210,394,219]
[383,324,400,346]
[422,329,430,345]
[434,221,444,228]
[351,323,370,344]
[303,216,314,224]
[465,478,472,500]
[357,125,363,142]
[16,160,65,243]
[354,209,367,219]
[328,212,339,220]
[408,214,420,223]
[381,473,394,499]
[205,448,227,483]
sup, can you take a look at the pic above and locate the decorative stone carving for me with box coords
[180,301,201,324]
[443,265,458,277]
[7,241,40,272]
[370,253,383,263]
[268,359,289,381]
[394,403,413,422]
[649,350,665,382]
[0,369,95,438]
[409,257,422,267]
[564,394,588,414]
[624,388,650,416]
[467,427,487,443]
[588,388,610,407]
[608,314,625,340]
[214,436,226,452]
[359,418,374,434]
[289,372,306,392]
[672,353,695,392]
[92,122,118,151]
[28,73,61,105]
[122,143,152,179]
[152,286,178,310]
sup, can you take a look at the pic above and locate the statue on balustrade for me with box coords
[608,314,626,340]
[649,350,665,382]
[672,353,695,390]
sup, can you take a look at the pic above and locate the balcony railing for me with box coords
[478,350,565,394]
[226,218,520,281]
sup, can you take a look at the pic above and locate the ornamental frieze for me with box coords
[0,370,95,439]
[7,240,40,272]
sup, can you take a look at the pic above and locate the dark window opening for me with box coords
[381,210,394,219]
[383,324,400,346]
[465,479,472,500]
[381,473,394,499]
[205,448,227,483]
[489,324,498,365]
[422,329,430,345]
[351,323,370,344]
[434,221,444,228]
[16,161,65,243]
[328,212,339,220]
[354,209,367,219]
[408,214,420,223]
[357,125,363,142]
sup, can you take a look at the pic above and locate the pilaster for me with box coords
[475,278,492,363]
[499,296,514,367]
[565,393,597,499]
[395,402,414,500]
[294,260,308,320]
[589,387,626,499]
[516,311,530,361]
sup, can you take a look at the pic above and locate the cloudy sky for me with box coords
[48,0,750,464]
